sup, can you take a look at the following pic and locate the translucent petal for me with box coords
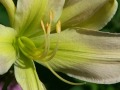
[78,0,118,30]
[0,25,16,43]
[14,56,46,90]
[0,44,16,75]
[60,0,118,30]
[43,0,65,23]
[14,0,65,36]
[39,29,120,84]
[0,25,16,75]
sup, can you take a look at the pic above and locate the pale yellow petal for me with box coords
[60,0,118,30]
[14,56,46,90]
[0,44,16,75]
[38,29,120,84]
[0,25,16,43]
[79,0,118,30]
[43,0,65,23]
[0,25,16,74]
[14,0,65,37]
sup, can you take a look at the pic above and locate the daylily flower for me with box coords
[0,0,119,90]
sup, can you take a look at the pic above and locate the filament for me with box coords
[45,63,86,85]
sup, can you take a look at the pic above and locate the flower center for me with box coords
[16,11,61,61]
[17,36,41,60]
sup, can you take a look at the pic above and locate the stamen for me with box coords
[49,11,54,23]
[45,63,86,85]
[42,21,61,61]
[46,23,49,29]
[38,11,61,62]
[46,24,51,34]
[39,20,50,60]
[56,21,61,33]
[41,35,59,62]
[41,20,46,33]
[39,21,61,62]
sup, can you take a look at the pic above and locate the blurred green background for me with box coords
[0,0,120,90]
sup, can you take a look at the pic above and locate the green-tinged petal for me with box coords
[14,55,46,90]
[14,0,65,37]
[14,0,47,35]
[0,44,16,75]
[42,0,65,23]
[0,25,16,43]
[78,0,118,30]
[38,29,120,84]
[60,0,118,30]
[0,25,16,74]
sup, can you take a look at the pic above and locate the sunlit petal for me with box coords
[0,25,16,75]
[14,56,46,90]
[60,0,118,30]
[78,0,118,30]
[14,0,65,37]
[39,29,120,84]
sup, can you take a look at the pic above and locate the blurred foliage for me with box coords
[0,0,120,90]
[0,4,10,26]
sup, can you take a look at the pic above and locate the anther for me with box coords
[49,11,54,23]
[56,20,61,33]
[38,11,61,62]
[41,20,46,33]
[46,24,51,34]
[46,23,49,28]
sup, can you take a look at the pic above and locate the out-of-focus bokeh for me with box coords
[0,0,120,90]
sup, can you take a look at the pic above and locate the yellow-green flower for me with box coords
[0,0,119,90]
